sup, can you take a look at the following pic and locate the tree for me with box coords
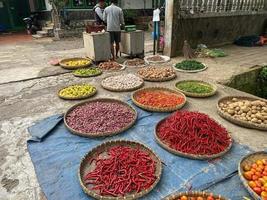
[49,0,67,40]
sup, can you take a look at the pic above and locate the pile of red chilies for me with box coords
[157,111,231,155]
[84,146,157,197]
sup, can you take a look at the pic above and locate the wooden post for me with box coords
[163,0,174,57]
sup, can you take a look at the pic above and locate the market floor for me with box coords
[0,37,266,200]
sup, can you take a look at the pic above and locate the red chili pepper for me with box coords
[135,90,185,108]
[83,146,157,197]
[157,111,231,156]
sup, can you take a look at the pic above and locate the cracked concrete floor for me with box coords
[0,37,267,200]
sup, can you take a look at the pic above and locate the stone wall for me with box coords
[170,13,267,56]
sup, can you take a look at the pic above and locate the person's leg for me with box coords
[109,32,115,60]
[115,32,121,58]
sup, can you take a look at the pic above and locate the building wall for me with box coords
[120,0,153,9]
[165,0,267,57]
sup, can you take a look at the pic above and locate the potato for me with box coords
[227,109,235,115]
[251,118,258,123]
[232,98,238,101]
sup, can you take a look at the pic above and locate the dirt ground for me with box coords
[0,35,266,200]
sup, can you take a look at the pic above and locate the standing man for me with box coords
[93,0,105,25]
[103,0,125,60]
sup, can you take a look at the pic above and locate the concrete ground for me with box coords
[0,35,266,200]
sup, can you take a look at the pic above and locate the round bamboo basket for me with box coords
[217,96,267,131]
[132,87,186,112]
[101,75,144,92]
[57,84,97,100]
[123,59,148,68]
[175,80,217,98]
[154,117,233,160]
[79,140,162,200]
[144,55,170,64]
[59,58,92,70]
[173,63,208,73]
[163,191,228,200]
[98,63,125,71]
[138,73,177,82]
[64,98,137,137]
[72,68,102,78]
[238,151,267,200]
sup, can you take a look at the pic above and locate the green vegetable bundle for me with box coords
[73,67,102,77]
[176,81,213,94]
[175,60,205,71]
[259,66,267,80]
[206,49,227,58]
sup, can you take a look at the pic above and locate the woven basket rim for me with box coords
[238,151,267,200]
[59,57,92,70]
[137,72,177,82]
[78,140,162,200]
[154,116,233,160]
[57,84,97,100]
[144,55,171,64]
[64,98,137,137]
[131,87,187,112]
[98,62,126,71]
[217,96,267,131]
[123,59,149,68]
[101,74,145,92]
[163,191,228,200]
[175,80,217,98]
[172,63,208,73]
[72,68,102,78]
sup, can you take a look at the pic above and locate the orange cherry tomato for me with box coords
[259,178,266,184]
[243,164,251,171]
[262,191,267,198]
[244,171,253,180]
[249,181,257,188]
[207,196,214,200]
[255,180,262,187]
[252,175,259,181]
[263,171,267,176]
[262,159,267,165]
[180,196,188,200]
[255,171,263,178]
[253,187,262,195]
[263,176,267,181]
[251,168,256,174]
[252,163,258,169]
[257,160,264,166]
[196,197,204,200]
[256,167,263,173]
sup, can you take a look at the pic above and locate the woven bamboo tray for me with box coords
[59,58,92,70]
[98,63,126,71]
[79,140,162,200]
[238,151,267,200]
[72,68,102,78]
[173,63,208,73]
[144,55,170,64]
[138,73,177,82]
[101,75,144,92]
[132,87,186,112]
[175,80,217,98]
[123,59,148,68]
[154,117,233,160]
[163,191,228,200]
[58,85,97,100]
[217,96,267,131]
[64,98,137,137]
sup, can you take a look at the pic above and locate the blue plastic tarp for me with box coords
[27,101,253,200]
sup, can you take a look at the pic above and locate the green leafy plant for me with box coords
[259,66,267,80]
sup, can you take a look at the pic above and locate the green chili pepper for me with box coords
[176,81,213,94]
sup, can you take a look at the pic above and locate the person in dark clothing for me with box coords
[93,0,105,25]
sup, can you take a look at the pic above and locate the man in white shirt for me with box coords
[103,0,125,60]
[93,0,105,25]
